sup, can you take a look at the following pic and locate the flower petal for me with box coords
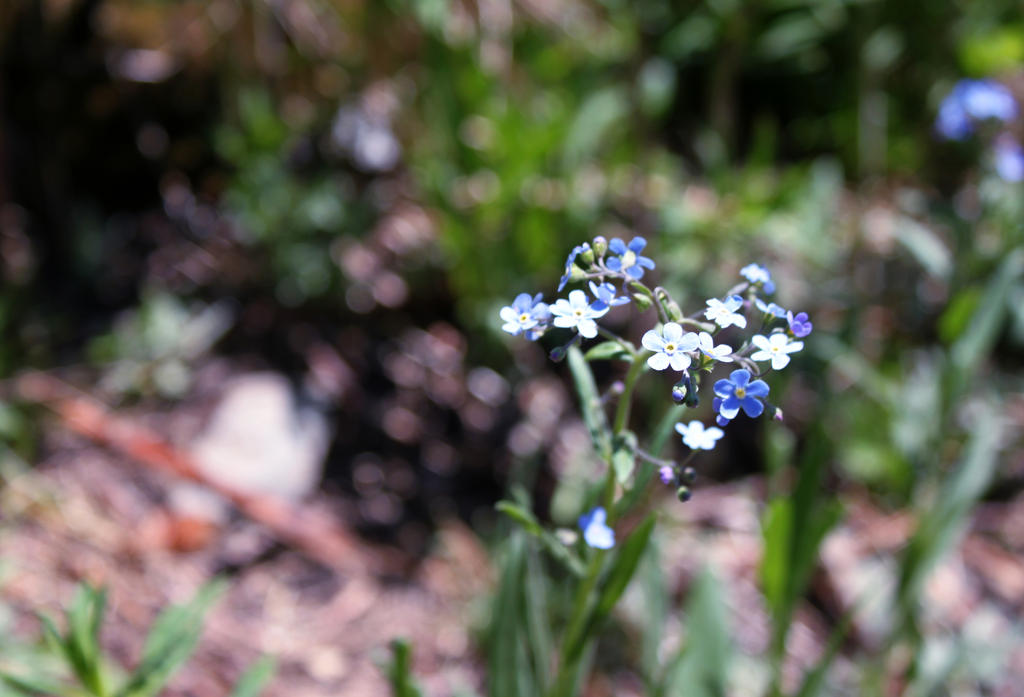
[741,396,764,418]
[642,330,666,352]
[714,379,736,397]
[648,352,670,371]
[730,369,751,387]
[745,380,770,398]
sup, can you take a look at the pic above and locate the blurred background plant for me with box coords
[1,0,1023,695]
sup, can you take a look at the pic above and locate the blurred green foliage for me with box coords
[0,582,274,697]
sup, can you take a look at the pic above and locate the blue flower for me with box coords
[740,263,775,294]
[754,298,787,318]
[605,236,655,280]
[500,293,550,339]
[704,295,747,329]
[714,369,770,420]
[936,79,1018,141]
[550,289,609,339]
[579,506,615,549]
[641,322,699,371]
[558,243,591,291]
[961,80,1018,121]
[787,311,813,338]
[994,135,1024,182]
[675,421,724,450]
[588,281,630,311]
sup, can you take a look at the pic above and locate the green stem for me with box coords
[547,545,606,697]
[613,354,646,435]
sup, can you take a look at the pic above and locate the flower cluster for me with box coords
[935,78,1023,182]
[500,238,809,540]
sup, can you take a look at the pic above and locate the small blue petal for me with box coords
[730,369,751,387]
[741,396,764,418]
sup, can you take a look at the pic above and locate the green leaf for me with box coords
[896,401,1003,630]
[611,432,638,484]
[665,568,731,697]
[385,640,424,697]
[495,501,543,536]
[115,580,227,697]
[0,672,81,697]
[488,533,532,697]
[566,346,612,459]
[228,657,276,697]
[495,501,584,577]
[949,249,1024,395]
[583,341,632,363]
[569,515,656,662]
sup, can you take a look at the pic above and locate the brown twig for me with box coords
[13,371,398,575]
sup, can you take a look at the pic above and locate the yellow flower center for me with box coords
[734,386,747,399]
[664,342,676,353]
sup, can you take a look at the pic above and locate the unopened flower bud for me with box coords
[592,236,608,258]
[671,383,687,403]
[579,243,595,266]
[549,345,568,362]
[609,380,625,395]
[658,465,675,485]
[773,407,784,422]
[681,466,696,484]
[632,293,653,311]
[676,486,692,503]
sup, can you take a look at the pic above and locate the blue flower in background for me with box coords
[936,79,1018,141]
[579,506,615,549]
[754,298,787,318]
[589,281,630,311]
[714,369,770,419]
[558,243,591,291]
[994,135,1024,182]
[605,236,655,280]
[500,292,550,339]
[787,311,813,338]
[740,263,776,293]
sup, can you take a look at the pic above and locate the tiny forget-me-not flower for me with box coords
[550,289,608,339]
[589,281,630,311]
[642,322,699,371]
[500,293,549,339]
[750,333,803,370]
[754,298,787,318]
[675,421,724,450]
[714,369,770,420]
[705,295,747,329]
[606,236,655,280]
[579,506,615,549]
[697,331,732,362]
[936,79,1018,140]
[741,263,776,294]
[787,311,813,338]
[558,243,591,291]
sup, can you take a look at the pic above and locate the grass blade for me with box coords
[228,657,276,697]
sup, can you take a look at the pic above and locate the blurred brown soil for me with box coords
[3,422,1024,696]
[0,428,492,697]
